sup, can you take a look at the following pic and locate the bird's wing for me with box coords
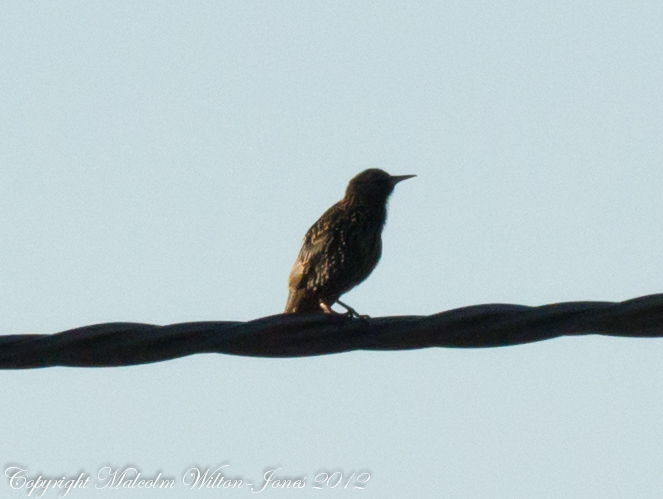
[288,204,342,292]
[285,205,343,312]
[290,203,378,297]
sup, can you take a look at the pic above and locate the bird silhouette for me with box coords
[285,168,415,316]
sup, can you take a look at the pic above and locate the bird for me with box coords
[285,168,415,317]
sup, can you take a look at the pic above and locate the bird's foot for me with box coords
[320,302,345,315]
[336,300,371,320]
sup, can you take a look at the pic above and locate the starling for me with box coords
[285,168,415,316]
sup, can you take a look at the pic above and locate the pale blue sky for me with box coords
[2,1,663,497]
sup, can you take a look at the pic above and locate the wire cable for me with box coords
[2,293,663,369]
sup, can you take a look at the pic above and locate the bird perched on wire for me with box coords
[285,168,415,317]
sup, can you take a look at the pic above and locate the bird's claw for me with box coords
[337,300,371,320]
[347,311,371,320]
[320,300,370,320]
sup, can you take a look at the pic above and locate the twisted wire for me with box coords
[2,293,662,369]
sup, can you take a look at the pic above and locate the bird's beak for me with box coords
[390,174,416,185]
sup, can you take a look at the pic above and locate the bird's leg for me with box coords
[320,302,345,315]
[335,300,371,320]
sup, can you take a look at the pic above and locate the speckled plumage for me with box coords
[285,169,415,315]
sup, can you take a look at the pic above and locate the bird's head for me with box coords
[345,168,416,203]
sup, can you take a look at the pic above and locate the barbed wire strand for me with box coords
[1,293,663,369]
